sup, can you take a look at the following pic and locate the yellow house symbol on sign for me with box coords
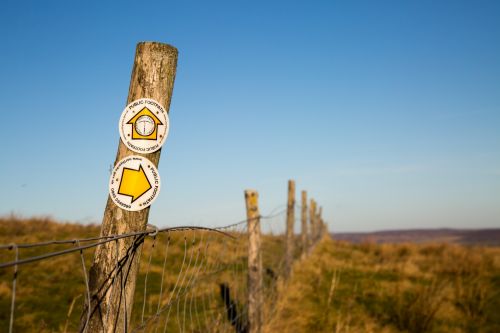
[127,107,163,140]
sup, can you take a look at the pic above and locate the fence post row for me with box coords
[245,190,262,333]
[285,179,296,278]
[81,42,178,333]
[300,190,308,257]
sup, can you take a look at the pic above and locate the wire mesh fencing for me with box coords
[0,204,320,333]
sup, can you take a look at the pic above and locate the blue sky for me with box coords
[0,0,499,232]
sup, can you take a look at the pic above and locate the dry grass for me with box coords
[0,216,248,332]
[265,238,500,333]
[0,216,288,332]
[1,216,500,333]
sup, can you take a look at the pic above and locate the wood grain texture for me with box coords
[285,180,295,278]
[309,199,316,248]
[301,190,308,257]
[245,190,262,333]
[318,206,324,240]
[81,42,178,333]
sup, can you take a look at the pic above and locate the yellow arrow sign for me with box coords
[118,164,152,203]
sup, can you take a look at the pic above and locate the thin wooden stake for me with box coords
[318,206,324,240]
[309,199,316,247]
[300,190,308,257]
[245,190,262,333]
[285,180,295,278]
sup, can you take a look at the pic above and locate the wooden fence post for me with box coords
[300,190,308,257]
[309,199,316,247]
[82,42,177,333]
[321,218,328,239]
[245,190,262,333]
[285,180,296,278]
[318,206,323,240]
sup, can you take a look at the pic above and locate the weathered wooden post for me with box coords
[321,217,328,239]
[285,180,296,278]
[300,190,308,257]
[309,199,316,247]
[82,42,177,333]
[245,190,262,333]
[318,206,323,240]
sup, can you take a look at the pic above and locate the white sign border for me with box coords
[118,98,170,154]
[108,155,161,212]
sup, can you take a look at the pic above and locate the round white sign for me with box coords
[119,98,169,154]
[109,156,161,211]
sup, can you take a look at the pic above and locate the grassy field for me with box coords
[1,216,499,332]
[268,238,500,333]
[0,216,285,332]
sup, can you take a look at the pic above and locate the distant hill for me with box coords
[332,228,500,245]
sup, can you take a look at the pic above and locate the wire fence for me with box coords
[0,205,316,333]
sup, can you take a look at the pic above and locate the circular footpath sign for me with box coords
[109,156,161,211]
[119,98,169,154]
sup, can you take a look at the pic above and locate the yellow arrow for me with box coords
[118,164,152,203]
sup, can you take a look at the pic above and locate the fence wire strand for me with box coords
[0,205,316,333]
